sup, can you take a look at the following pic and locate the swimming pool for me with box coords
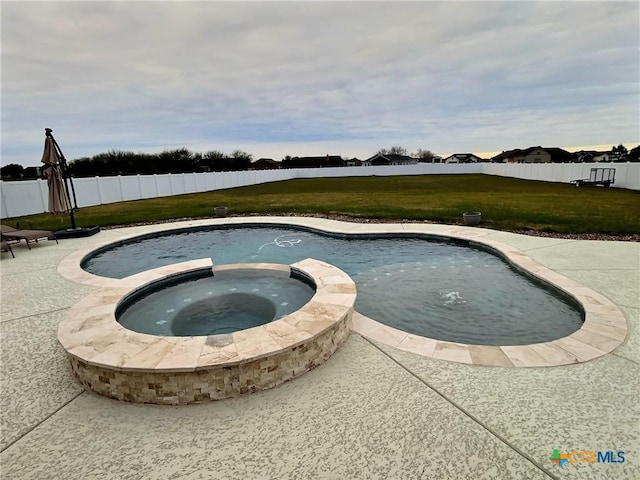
[82,225,583,345]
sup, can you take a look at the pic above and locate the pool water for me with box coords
[117,268,316,336]
[85,225,583,345]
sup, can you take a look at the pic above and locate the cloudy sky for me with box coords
[2,1,639,167]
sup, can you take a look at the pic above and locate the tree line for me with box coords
[68,148,254,177]
[0,148,254,179]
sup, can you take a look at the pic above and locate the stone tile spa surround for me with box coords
[57,258,355,405]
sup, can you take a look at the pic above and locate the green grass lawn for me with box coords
[4,174,639,235]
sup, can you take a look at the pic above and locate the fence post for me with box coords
[37,178,47,212]
[0,181,6,218]
[0,181,8,218]
[95,176,104,205]
[118,175,124,202]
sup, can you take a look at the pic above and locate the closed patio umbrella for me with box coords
[41,136,71,214]
[40,128,100,238]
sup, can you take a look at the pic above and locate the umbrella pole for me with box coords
[45,128,77,229]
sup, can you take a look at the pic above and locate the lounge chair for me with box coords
[1,239,15,258]
[0,223,58,249]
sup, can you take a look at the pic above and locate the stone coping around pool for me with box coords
[58,258,354,404]
[56,216,628,368]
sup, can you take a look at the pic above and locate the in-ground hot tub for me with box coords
[116,267,316,336]
[58,258,355,405]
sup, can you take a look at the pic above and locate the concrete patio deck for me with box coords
[1,217,638,479]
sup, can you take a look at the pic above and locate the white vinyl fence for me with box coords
[482,162,640,188]
[1,162,638,219]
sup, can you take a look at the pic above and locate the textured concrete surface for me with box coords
[1,218,638,479]
[0,310,83,451]
[615,307,640,363]
[1,336,548,480]
[376,342,639,480]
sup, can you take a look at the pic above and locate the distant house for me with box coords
[443,153,484,163]
[574,150,611,163]
[251,158,280,170]
[491,149,525,163]
[363,153,418,166]
[345,157,362,167]
[524,147,574,163]
[492,147,574,163]
[523,147,552,163]
[285,155,344,168]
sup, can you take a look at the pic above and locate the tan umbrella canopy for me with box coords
[39,128,102,237]
[41,136,71,214]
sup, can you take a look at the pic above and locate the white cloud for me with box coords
[1,1,638,166]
